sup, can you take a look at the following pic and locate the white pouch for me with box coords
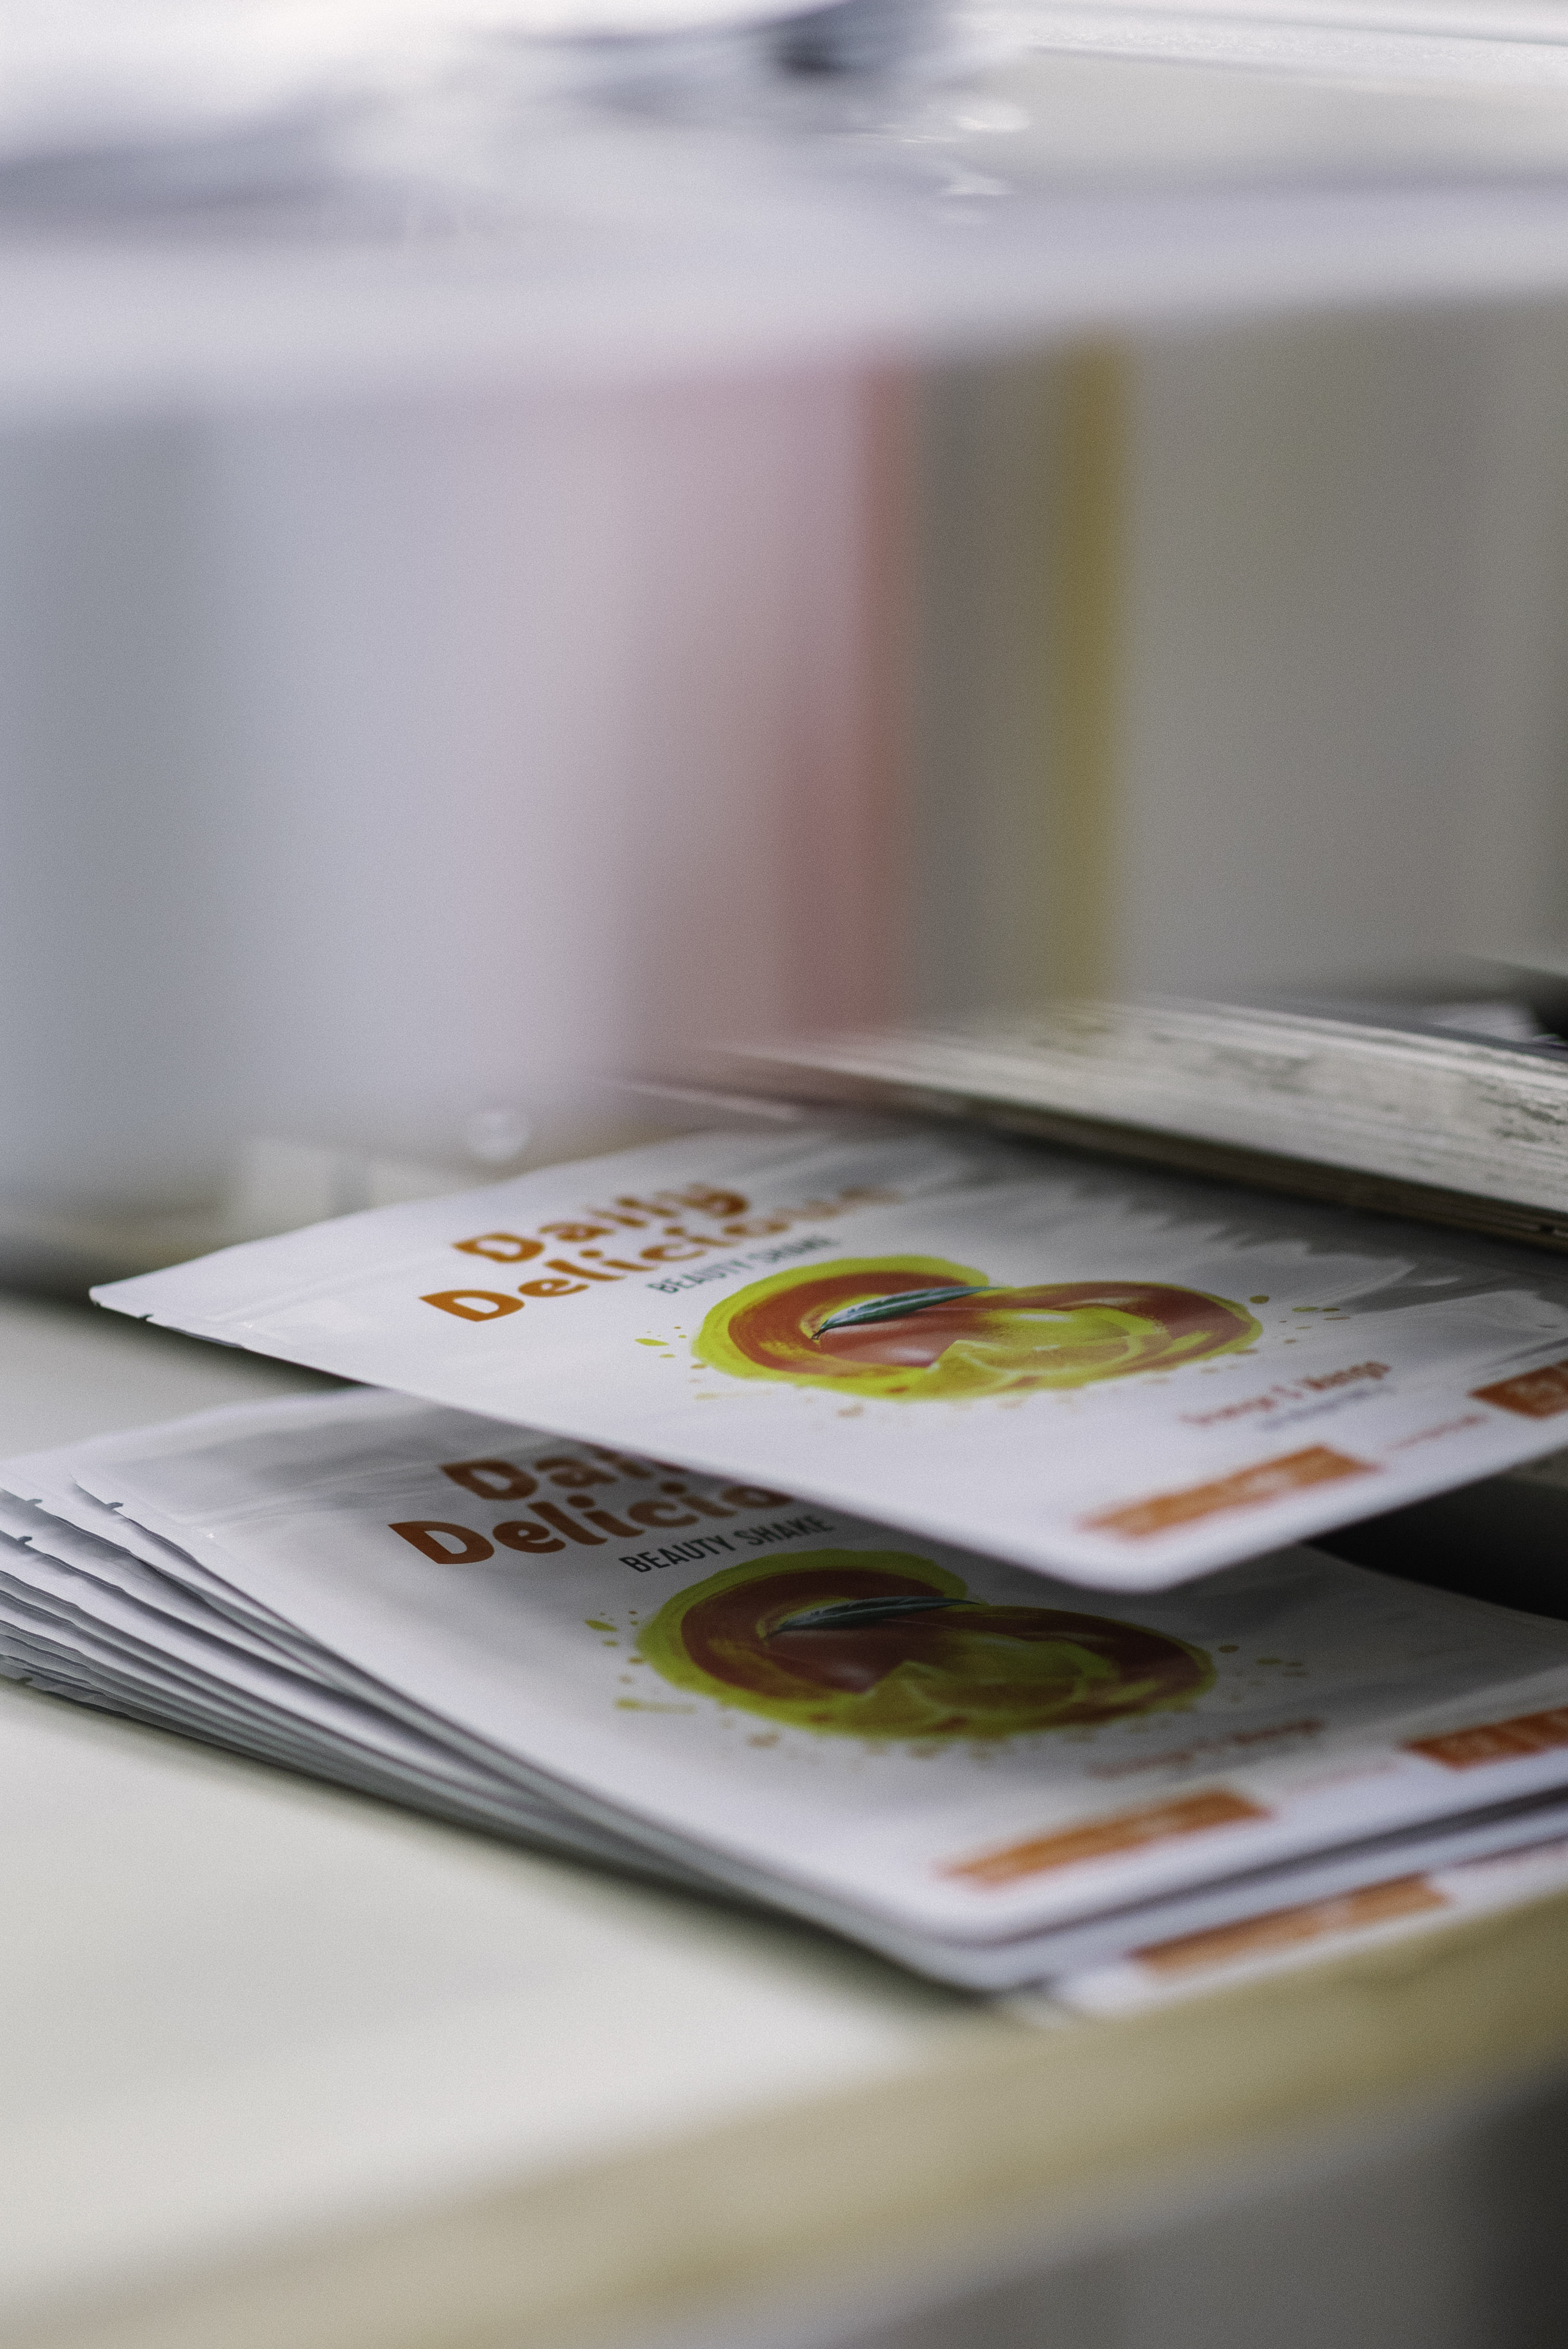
[96,1122,1568,1588]
[22,1387,1568,1988]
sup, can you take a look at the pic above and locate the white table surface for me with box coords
[0,1293,972,2342]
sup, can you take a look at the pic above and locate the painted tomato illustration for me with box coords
[637,1550,1213,1740]
[694,1256,1259,1400]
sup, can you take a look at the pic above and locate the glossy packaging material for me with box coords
[93,1121,1568,1584]
[12,1385,1568,1985]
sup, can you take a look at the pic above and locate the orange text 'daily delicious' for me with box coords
[388,1442,795,1561]
[418,1182,898,1323]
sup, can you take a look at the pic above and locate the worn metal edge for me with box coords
[715,1055,1568,1254]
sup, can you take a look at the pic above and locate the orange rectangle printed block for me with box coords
[943,1787,1266,1889]
[1407,1707,1568,1770]
[1134,1874,1448,1977]
[1471,1359,1568,1419]
[1081,1447,1375,1542]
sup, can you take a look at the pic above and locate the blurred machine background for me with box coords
[9,0,1568,1289]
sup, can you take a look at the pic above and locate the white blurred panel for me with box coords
[902,305,1568,1020]
[1461,301,1568,966]
[0,362,898,1213]
[0,420,244,1213]
[1113,309,1496,997]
